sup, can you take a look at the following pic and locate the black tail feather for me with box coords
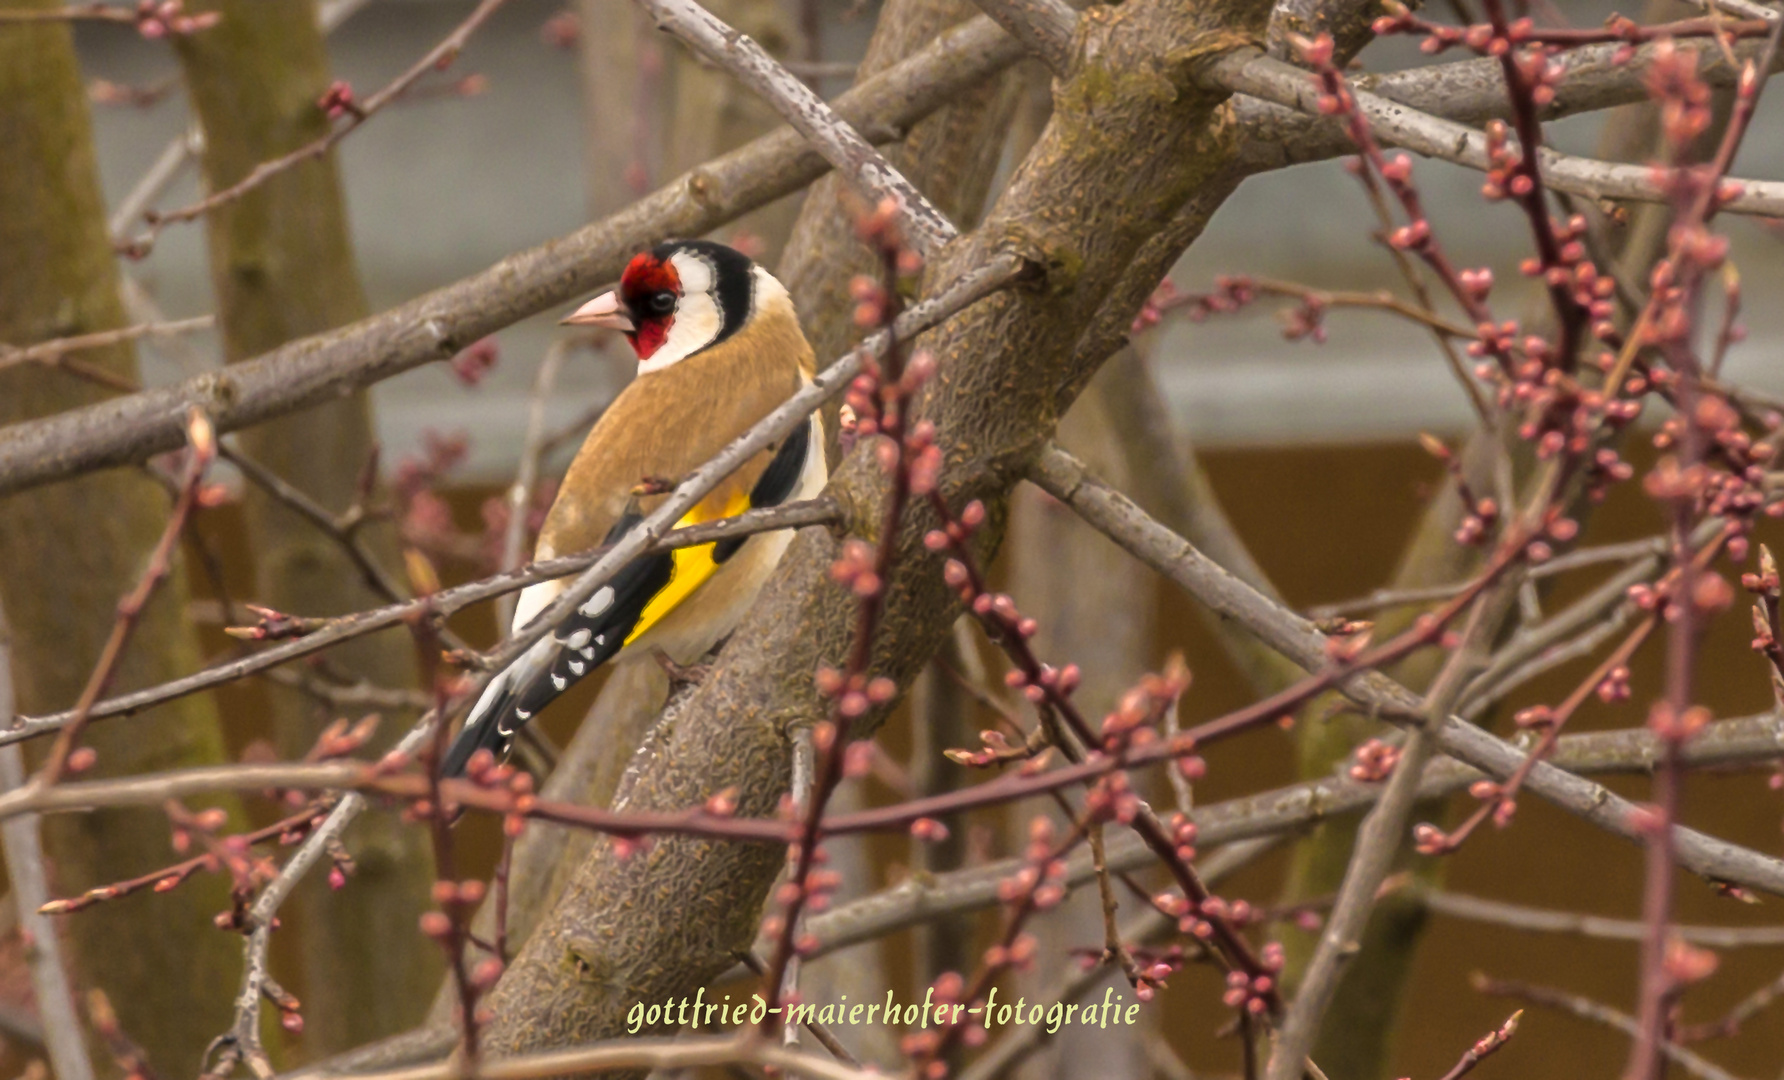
[441,679,518,778]
[439,529,672,779]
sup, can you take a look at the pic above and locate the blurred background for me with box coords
[27,0,1784,1076]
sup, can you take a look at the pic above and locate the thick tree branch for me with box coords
[0,15,1023,498]
[966,0,1075,73]
[1212,47,1784,216]
[1232,32,1784,173]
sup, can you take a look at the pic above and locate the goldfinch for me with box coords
[443,239,826,777]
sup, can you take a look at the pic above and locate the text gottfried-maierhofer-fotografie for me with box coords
[626,986,1144,1035]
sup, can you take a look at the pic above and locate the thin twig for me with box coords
[737,951,858,1066]
[5,498,842,745]
[1423,890,1784,948]
[108,126,204,246]
[1472,974,1741,1080]
[1433,1010,1521,1080]
[219,443,480,658]
[629,0,956,252]
[953,839,1277,1080]
[0,3,143,24]
[497,340,572,629]
[1307,537,1664,619]
[1677,967,1784,1042]
[0,316,213,374]
[220,444,404,605]
[34,410,215,787]
[122,0,517,256]
[1207,48,1784,218]
[779,724,817,1052]
[1027,445,1784,895]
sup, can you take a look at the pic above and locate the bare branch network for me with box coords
[4,0,1784,1076]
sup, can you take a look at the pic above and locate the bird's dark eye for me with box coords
[648,291,676,315]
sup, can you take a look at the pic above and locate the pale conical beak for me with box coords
[561,290,635,332]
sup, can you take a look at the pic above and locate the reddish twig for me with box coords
[34,408,217,788]
[1676,966,1784,1042]
[924,496,1281,1012]
[1474,974,1739,1080]
[1418,610,1658,854]
[1377,4,1773,51]
[119,0,515,256]
[39,806,328,915]
[410,610,493,1067]
[758,203,929,1029]
[1624,23,1784,1079]
[1434,1009,1522,1080]
[0,0,216,34]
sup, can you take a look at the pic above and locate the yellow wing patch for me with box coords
[623,487,753,646]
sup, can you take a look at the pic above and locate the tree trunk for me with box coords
[173,0,440,1054]
[0,13,248,1074]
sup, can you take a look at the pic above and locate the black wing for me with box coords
[714,415,813,563]
[442,513,672,777]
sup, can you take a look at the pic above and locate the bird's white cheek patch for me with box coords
[636,293,723,373]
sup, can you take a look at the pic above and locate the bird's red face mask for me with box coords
[561,253,682,361]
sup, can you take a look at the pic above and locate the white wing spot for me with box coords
[581,586,615,616]
[550,673,567,690]
[594,634,606,646]
[581,647,595,659]
[566,629,591,650]
[497,720,515,737]
[516,708,533,720]
[568,659,586,675]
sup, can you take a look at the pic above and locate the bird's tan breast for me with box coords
[539,307,813,558]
